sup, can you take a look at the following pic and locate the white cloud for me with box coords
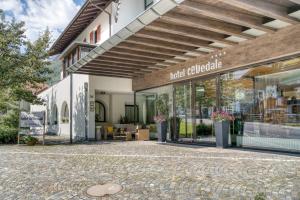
[0,0,81,42]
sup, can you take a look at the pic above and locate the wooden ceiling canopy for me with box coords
[73,0,300,78]
[50,0,112,55]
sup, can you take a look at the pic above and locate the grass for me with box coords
[179,121,193,137]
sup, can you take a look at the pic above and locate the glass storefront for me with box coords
[136,57,300,151]
[221,58,300,151]
[136,85,173,139]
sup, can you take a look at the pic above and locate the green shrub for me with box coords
[22,135,38,145]
[254,193,266,200]
[196,123,212,136]
[0,126,18,144]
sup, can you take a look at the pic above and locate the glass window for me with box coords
[52,104,58,125]
[145,0,153,9]
[125,105,139,123]
[221,57,300,150]
[61,102,69,123]
[95,101,106,122]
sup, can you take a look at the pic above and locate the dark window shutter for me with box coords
[97,25,101,43]
[77,47,80,60]
[89,31,94,44]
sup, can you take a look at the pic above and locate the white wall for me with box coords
[75,6,111,44]
[111,93,134,123]
[31,76,71,137]
[73,0,161,45]
[88,75,133,138]
[111,0,145,34]
[30,74,89,140]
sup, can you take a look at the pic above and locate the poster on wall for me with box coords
[266,85,277,98]
[90,101,95,112]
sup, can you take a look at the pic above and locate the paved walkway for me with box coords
[0,141,300,200]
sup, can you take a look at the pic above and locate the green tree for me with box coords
[0,10,52,142]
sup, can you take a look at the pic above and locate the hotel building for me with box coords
[31,0,300,152]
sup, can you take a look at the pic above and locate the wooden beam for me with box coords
[103,52,166,63]
[75,71,134,78]
[87,62,153,72]
[219,0,299,25]
[110,47,182,61]
[79,68,136,75]
[79,68,139,75]
[91,58,167,70]
[127,36,200,52]
[117,42,196,59]
[83,66,145,74]
[146,21,236,46]
[163,12,253,40]
[132,24,300,91]
[180,1,275,33]
[93,56,161,67]
[136,29,222,50]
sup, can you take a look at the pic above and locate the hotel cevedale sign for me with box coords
[170,51,226,81]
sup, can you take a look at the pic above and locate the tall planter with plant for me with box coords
[154,94,169,142]
[211,111,234,148]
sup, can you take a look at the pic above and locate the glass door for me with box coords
[174,82,193,142]
[194,78,217,144]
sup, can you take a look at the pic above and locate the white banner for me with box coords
[20,111,45,128]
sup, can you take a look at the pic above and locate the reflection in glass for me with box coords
[221,58,300,150]
[175,83,192,141]
[194,79,217,143]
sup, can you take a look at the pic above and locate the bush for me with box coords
[254,193,266,200]
[0,126,18,144]
[22,135,38,146]
[196,124,212,136]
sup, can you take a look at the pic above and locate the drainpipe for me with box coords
[70,73,73,144]
[89,0,113,37]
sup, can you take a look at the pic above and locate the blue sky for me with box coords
[0,0,86,42]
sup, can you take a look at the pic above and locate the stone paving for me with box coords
[0,141,300,200]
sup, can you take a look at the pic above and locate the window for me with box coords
[52,104,58,125]
[125,105,139,123]
[95,101,106,122]
[94,31,97,44]
[89,31,94,44]
[61,102,69,123]
[96,25,101,43]
[145,0,154,9]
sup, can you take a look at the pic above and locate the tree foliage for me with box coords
[0,9,52,140]
[0,9,52,107]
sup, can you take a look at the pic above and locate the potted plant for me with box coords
[211,111,234,148]
[155,94,169,142]
[170,116,181,141]
[23,135,39,146]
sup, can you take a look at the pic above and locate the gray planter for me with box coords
[157,121,168,142]
[215,121,229,148]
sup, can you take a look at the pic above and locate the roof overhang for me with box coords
[50,0,112,55]
[66,0,300,79]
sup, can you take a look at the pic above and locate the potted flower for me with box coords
[23,135,39,146]
[211,111,234,148]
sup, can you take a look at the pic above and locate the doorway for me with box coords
[173,77,217,144]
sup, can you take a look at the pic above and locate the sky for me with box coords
[0,0,86,43]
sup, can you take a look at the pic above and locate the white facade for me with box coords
[31,75,133,140]
[31,0,157,140]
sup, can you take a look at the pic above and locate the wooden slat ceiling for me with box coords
[50,0,112,55]
[75,0,300,78]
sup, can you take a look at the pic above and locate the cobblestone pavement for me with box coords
[0,141,300,200]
